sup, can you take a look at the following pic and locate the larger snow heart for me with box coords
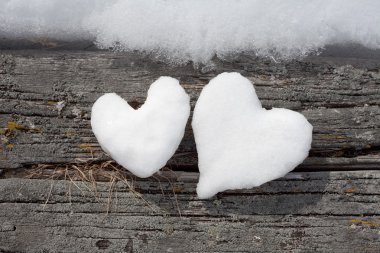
[192,72,313,199]
[91,77,190,178]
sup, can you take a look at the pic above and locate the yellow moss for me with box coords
[344,188,356,193]
[350,219,379,228]
[6,144,14,150]
[79,143,95,152]
[65,132,79,136]
[6,121,41,133]
[47,100,58,105]
[6,121,26,130]
[172,185,183,193]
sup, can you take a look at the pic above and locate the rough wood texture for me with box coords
[1,47,380,170]
[1,42,380,252]
[1,171,380,252]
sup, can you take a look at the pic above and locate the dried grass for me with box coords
[24,160,181,216]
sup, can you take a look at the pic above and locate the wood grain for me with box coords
[1,49,379,171]
[1,42,380,253]
[0,171,379,253]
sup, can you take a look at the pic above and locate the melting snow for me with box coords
[91,77,190,178]
[1,0,380,64]
[192,73,313,199]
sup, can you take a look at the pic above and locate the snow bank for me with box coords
[1,0,380,63]
[91,77,190,178]
[192,73,313,199]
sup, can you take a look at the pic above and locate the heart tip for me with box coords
[196,180,217,199]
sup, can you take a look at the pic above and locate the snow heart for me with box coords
[192,72,313,199]
[91,77,190,178]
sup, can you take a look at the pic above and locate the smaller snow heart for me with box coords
[192,72,313,199]
[91,77,190,178]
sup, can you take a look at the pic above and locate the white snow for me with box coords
[91,77,190,178]
[192,72,313,199]
[1,0,380,64]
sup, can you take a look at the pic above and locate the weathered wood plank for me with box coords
[1,49,380,170]
[0,50,380,170]
[0,171,379,252]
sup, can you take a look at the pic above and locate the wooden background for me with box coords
[0,40,379,252]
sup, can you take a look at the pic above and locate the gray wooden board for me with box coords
[0,48,380,170]
[0,171,380,252]
[1,41,380,253]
